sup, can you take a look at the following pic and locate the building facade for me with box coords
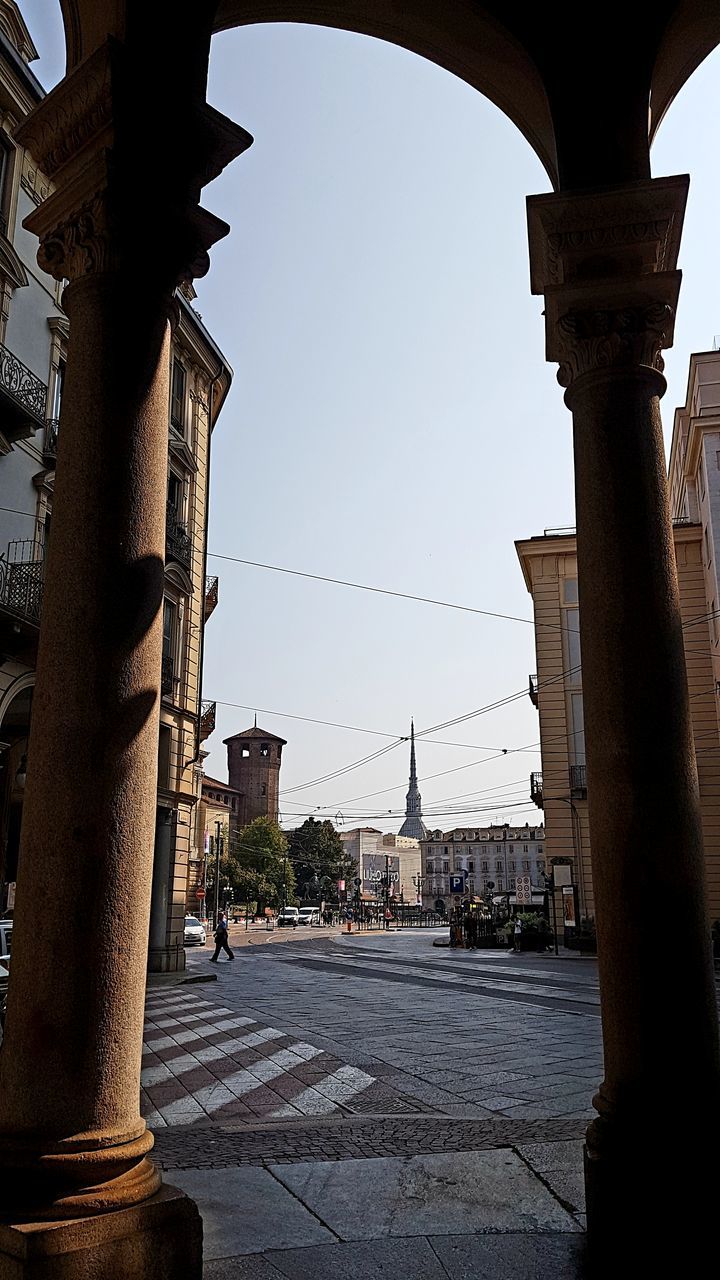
[339,826,421,902]
[516,523,720,923]
[0,6,69,912]
[147,294,232,971]
[420,823,546,909]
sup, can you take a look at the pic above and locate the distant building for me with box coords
[398,720,427,840]
[420,824,546,910]
[223,720,287,834]
[339,826,421,902]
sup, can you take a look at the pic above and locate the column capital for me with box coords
[527,176,689,391]
[14,39,252,288]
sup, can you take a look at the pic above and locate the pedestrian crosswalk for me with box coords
[141,988,381,1128]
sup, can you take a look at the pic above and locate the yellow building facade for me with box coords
[516,525,720,925]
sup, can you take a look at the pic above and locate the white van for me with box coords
[298,908,320,926]
[277,907,300,927]
[0,920,11,957]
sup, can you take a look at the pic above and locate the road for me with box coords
[144,929,603,1146]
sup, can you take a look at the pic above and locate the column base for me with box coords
[0,1184,201,1280]
[147,944,186,974]
[584,1136,717,1273]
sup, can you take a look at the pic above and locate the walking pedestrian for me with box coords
[384,906,392,931]
[210,912,235,962]
[513,916,523,953]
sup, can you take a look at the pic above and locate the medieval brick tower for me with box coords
[223,720,287,832]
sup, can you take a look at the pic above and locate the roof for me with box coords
[202,774,241,794]
[223,725,287,745]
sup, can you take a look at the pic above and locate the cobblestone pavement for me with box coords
[153,1112,586,1169]
[143,931,606,1133]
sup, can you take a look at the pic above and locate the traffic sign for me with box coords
[449,873,465,894]
[195,889,206,899]
[515,875,532,904]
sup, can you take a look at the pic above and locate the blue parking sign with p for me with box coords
[449,873,465,893]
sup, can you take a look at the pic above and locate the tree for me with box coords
[287,818,356,901]
[223,817,295,912]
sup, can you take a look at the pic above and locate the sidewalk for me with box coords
[157,1128,587,1278]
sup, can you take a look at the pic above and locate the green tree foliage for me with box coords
[287,817,356,901]
[223,817,295,910]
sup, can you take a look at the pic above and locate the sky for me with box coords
[22,4,720,833]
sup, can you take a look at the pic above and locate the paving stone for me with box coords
[270,1149,581,1239]
[264,1237,448,1279]
[169,1166,336,1258]
[429,1233,588,1278]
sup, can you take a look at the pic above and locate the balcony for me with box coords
[570,763,587,799]
[0,342,47,442]
[42,418,59,468]
[530,771,544,809]
[200,700,216,741]
[161,653,175,698]
[165,503,192,573]
[204,575,219,622]
[0,539,44,630]
[529,674,539,708]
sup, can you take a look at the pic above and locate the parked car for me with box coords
[184,916,206,946]
[277,907,300,927]
[298,908,320,926]
[0,920,12,958]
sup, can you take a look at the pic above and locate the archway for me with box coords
[1,3,720,1277]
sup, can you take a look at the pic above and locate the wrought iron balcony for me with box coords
[0,341,47,441]
[0,539,44,629]
[529,674,539,708]
[570,763,587,799]
[204,575,219,622]
[42,418,59,467]
[530,771,544,809]
[165,503,192,573]
[200,700,216,741]
[161,653,175,697]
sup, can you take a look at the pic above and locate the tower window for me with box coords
[260,743,270,757]
[261,784,266,796]
[241,747,250,758]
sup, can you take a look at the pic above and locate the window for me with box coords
[260,743,270,757]
[510,878,516,890]
[232,798,237,811]
[705,525,711,565]
[171,358,187,433]
[468,879,475,892]
[261,784,266,796]
[426,862,433,874]
[495,860,503,872]
[442,861,449,873]
[509,860,516,872]
[509,845,514,853]
[496,845,502,853]
[497,878,504,890]
[523,860,530,871]
[481,861,488,873]
[241,747,250,757]
[523,845,529,853]
[157,725,171,791]
[538,846,543,855]
[167,470,183,518]
[563,577,578,605]
[538,860,545,873]
[454,861,463,872]
[162,598,177,664]
[468,860,475,872]
[0,136,14,236]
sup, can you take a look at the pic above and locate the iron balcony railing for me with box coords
[43,418,59,467]
[161,653,175,697]
[530,771,544,808]
[200,700,216,741]
[0,538,45,627]
[0,341,47,432]
[529,674,539,708]
[204,575,219,621]
[165,503,192,573]
[570,764,587,798]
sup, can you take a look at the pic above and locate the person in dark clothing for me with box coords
[210,913,234,962]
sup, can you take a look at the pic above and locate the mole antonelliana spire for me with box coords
[398,719,427,840]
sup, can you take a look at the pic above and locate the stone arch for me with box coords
[0,671,35,731]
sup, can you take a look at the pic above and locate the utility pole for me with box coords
[213,818,222,930]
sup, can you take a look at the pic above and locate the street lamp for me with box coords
[542,870,559,955]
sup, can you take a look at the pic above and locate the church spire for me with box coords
[399,718,427,840]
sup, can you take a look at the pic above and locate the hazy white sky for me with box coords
[22,4,720,831]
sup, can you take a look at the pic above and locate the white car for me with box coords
[277,907,300,927]
[298,908,320,926]
[184,916,206,946]
[0,920,11,958]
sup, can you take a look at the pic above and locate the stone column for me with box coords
[0,39,251,1279]
[528,177,720,1268]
